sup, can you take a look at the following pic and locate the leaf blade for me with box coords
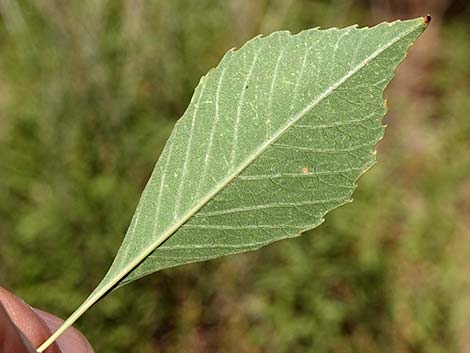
[114,18,426,285]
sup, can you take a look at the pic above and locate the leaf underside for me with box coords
[109,18,426,287]
[37,17,427,353]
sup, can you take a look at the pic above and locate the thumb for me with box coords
[0,301,37,353]
[0,287,93,353]
[0,287,61,353]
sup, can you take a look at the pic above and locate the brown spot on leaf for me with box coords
[302,167,309,175]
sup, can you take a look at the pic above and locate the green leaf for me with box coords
[37,17,427,351]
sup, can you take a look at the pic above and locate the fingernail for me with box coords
[34,309,94,353]
[29,308,65,353]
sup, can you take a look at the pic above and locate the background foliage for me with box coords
[0,1,468,352]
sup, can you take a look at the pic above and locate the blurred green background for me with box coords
[0,1,468,352]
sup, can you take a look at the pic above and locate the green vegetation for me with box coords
[0,2,468,353]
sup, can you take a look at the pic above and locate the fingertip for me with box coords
[0,287,61,353]
[0,302,37,353]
